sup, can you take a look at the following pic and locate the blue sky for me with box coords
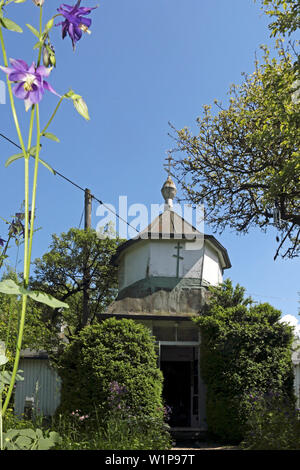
[0,0,299,321]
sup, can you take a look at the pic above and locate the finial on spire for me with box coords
[161,152,177,209]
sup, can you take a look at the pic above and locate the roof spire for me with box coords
[161,152,177,209]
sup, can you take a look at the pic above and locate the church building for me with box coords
[14,171,300,429]
[101,172,231,432]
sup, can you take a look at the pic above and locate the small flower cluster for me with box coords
[56,0,98,50]
[156,405,172,422]
[70,409,89,422]
[0,60,59,112]
[0,1,97,108]
[163,405,172,421]
[108,381,127,411]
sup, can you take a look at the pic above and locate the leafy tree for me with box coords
[171,43,300,259]
[194,279,295,442]
[30,227,121,349]
[257,0,300,37]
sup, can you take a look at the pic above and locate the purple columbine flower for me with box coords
[56,1,97,50]
[0,237,5,247]
[0,59,58,111]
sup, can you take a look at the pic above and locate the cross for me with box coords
[173,242,184,278]
[163,152,174,177]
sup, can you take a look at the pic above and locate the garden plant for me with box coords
[0,0,97,450]
[55,318,172,450]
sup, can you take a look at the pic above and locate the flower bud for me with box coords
[42,47,50,67]
[32,0,45,6]
[49,52,56,67]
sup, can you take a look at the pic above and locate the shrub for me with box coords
[241,392,300,450]
[56,318,165,421]
[194,279,295,443]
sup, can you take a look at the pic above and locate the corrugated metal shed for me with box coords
[14,350,61,417]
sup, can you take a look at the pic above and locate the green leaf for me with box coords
[49,431,62,444]
[3,440,15,450]
[5,152,24,167]
[0,354,8,366]
[37,437,55,450]
[42,132,60,143]
[33,40,42,50]
[15,435,33,449]
[0,370,23,385]
[44,18,54,33]
[1,17,23,33]
[27,290,69,309]
[4,429,20,440]
[36,157,56,175]
[5,150,56,175]
[35,429,43,439]
[0,280,68,309]
[26,23,40,38]
[0,279,26,295]
[18,428,37,439]
[0,371,10,384]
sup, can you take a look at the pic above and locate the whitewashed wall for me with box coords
[202,242,223,286]
[118,241,150,290]
[119,238,223,290]
[149,240,204,279]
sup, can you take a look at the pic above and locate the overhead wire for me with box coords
[0,132,140,234]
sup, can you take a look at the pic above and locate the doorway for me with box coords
[161,360,191,427]
[160,345,199,428]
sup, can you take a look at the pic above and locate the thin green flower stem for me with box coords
[37,5,43,67]
[41,95,64,135]
[0,18,39,417]
[24,106,36,281]
[2,293,27,417]
[5,107,38,417]
[27,106,35,152]
[0,26,30,279]
[2,107,42,416]
[27,103,41,277]
[1,114,38,421]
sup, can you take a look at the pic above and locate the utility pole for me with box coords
[84,188,92,229]
[82,188,92,328]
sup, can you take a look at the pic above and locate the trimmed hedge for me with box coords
[56,318,164,420]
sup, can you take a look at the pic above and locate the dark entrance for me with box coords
[161,360,191,427]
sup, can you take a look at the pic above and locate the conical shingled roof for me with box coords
[139,207,202,239]
[111,207,231,270]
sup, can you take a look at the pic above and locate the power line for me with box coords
[78,208,84,229]
[0,132,139,234]
[246,291,297,302]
